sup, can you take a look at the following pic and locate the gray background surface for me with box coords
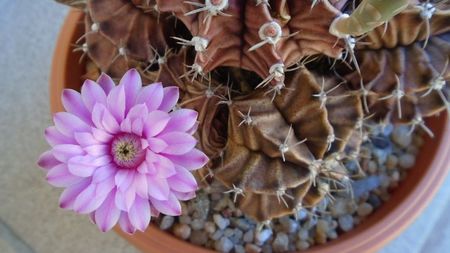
[0,1,449,252]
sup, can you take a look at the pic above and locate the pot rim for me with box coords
[50,9,450,253]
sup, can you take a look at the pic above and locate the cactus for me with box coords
[55,0,450,222]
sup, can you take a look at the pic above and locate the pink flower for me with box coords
[37,69,208,233]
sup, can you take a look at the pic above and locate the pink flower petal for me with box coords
[134,173,148,198]
[115,190,127,211]
[158,87,179,112]
[97,73,115,95]
[92,104,120,134]
[81,80,107,111]
[172,190,196,201]
[131,118,144,136]
[158,132,197,155]
[74,132,100,147]
[62,89,92,124]
[128,196,151,232]
[119,69,141,114]
[54,112,90,138]
[150,193,182,216]
[107,85,126,123]
[147,137,168,153]
[73,183,108,214]
[91,128,113,143]
[154,154,176,178]
[84,144,109,157]
[94,193,120,232]
[186,122,199,135]
[47,164,83,187]
[162,109,198,133]
[146,176,170,200]
[167,165,198,193]
[163,149,209,171]
[59,179,91,209]
[137,162,149,174]
[120,118,132,133]
[44,126,76,146]
[92,165,116,183]
[115,170,135,192]
[67,155,99,177]
[118,211,136,234]
[95,176,116,197]
[143,110,170,137]
[37,151,60,171]
[136,83,163,111]
[124,186,136,211]
[52,144,84,163]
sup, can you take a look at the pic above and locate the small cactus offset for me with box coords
[55,0,450,223]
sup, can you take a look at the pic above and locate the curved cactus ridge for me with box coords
[54,0,450,221]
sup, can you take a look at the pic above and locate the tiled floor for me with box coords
[0,1,449,252]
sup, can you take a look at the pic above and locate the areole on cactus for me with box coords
[48,0,449,229]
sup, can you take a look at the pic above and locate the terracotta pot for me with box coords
[50,9,450,253]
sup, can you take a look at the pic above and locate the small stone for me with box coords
[191,219,205,230]
[296,240,310,250]
[366,160,377,174]
[245,243,262,253]
[315,219,329,235]
[179,215,192,225]
[373,148,389,166]
[233,218,251,231]
[329,198,348,217]
[189,230,208,246]
[297,228,309,241]
[210,229,224,240]
[327,230,338,239]
[190,192,210,219]
[204,221,216,234]
[314,231,327,244]
[230,229,244,243]
[224,228,234,237]
[262,244,273,253]
[315,220,329,244]
[391,126,412,148]
[295,208,308,220]
[338,214,354,232]
[256,229,273,245]
[279,217,299,233]
[159,216,174,230]
[213,214,230,230]
[272,233,289,253]
[399,153,415,169]
[352,176,381,198]
[367,194,382,208]
[173,224,191,240]
[357,203,373,217]
[390,171,400,182]
[234,245,246,253]
[386,155,398,169]
[214,237,234,253]
[243,230,254,243]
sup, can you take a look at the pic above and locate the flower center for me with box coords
[111,133,145,169]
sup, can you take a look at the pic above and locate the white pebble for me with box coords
[214,237,234,253]
[159,216,174,230]
[173,224,191,240]
[256,229,273,245]
[338,214,354,232]
[399,153,415,169]
[357,203,374,217]
[213,214,230,230]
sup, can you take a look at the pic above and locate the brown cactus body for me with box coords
[56,0,450,222]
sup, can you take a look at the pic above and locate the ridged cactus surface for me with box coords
[57,0,450,222]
